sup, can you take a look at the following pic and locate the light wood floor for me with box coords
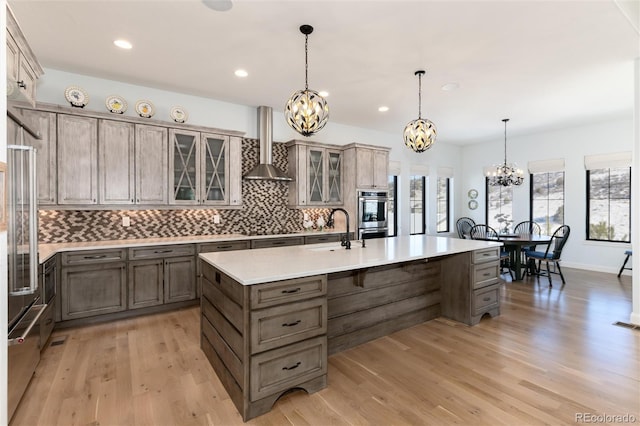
[11,269,639,426]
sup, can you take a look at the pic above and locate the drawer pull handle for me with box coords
[273,241,285,245]
[45,318,53,325]
[282,320,301,327]
[153,249,173,254]
[281,288,301,294]
[483,297,491,302]
[282,361,301,371]
[17,80,26,89]
[217,245,232,249]
[483,273,491,277]
[83,255,107,259]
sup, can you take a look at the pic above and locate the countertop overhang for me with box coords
[199,235,502,285]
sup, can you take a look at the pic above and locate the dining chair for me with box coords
[469,224,513,279]
[456,217,476,239]
[513,221,542,272]
[524,224,570,286]
[617,250,632,277]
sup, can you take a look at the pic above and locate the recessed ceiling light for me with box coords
[113,39,132,50]
[234,69,248,78]
[378,106,389,112]
[202,0,233,12]
[441,82,460,91]
[318,90,329,97]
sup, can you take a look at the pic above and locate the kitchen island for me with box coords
[198,235,503,421]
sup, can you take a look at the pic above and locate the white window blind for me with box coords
[528,158,565,174]
[436,166,454,178]
[388,160,401,176]
[410,164,429,176]
[584,152,632,170]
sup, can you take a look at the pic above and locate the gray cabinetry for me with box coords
[440,247,501,325]
[344,144,389,190]
[20,109,57,205]
[99,119,135,204]
[286,140,343,208]
[250,236,305,249]
[128,244,197,307]
[60,249,127,320]
[135,124,168,204]
[57,114,98,204]
[200,262,327,421]
[169,129,242,206]
[6,5,43,106]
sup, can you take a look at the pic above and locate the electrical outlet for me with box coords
[122,216,130,227]
[303,213,309,221]
[213,214,221,224]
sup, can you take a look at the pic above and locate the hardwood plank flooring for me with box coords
[10,268,639,425]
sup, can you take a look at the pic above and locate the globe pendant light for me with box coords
[403,70,437,152]
[284,25,329,137]
[487,118,524,187]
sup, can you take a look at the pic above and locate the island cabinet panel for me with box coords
[199,260,327,421]
[440,248,501,325]
[326,260,441,354]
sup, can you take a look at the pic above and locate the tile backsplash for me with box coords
[39,138,331,243]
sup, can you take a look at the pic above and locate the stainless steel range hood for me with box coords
[244,106,292,181]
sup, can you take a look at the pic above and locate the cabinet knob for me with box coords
[17,80,26,89]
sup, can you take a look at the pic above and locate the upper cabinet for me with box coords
[136,124,168,205]
[20,109,57,205]
[6,5,44,106]
[57,114,99,205]
[344,144,390,190]
[286,140,343,208]
[99,119,135,205]
[169,130,241,206]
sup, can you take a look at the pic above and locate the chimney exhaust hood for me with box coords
[244,106,292,181]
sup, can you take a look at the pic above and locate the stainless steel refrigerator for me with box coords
[7,110,44,421]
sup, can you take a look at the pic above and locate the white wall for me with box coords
[1,1,9,423]
[460,115,634,273]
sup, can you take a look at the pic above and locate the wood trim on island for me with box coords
[198,237,502,421]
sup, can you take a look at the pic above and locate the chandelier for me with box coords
[284,25,329,137]
[403,70,437,152]
[487,118,524,187]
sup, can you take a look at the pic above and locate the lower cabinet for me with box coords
[128,259,164,309]
[60,261,127,320]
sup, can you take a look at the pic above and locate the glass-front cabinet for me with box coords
[169,129,239,206]
[287,140,343,208]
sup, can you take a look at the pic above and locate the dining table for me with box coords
[498,234,552,280]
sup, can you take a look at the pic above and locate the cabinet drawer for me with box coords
[250,236,305,249]
[472,248,500,264]
[250,275,327,309]
[129,244,195,260]
[473,263,500,289]
[473,284,500,314]
[39,300,55,350]
[61,249,126,265]
[304,234,341,245]
[250,336,327,402]
[251,298,327,354]
[199,240,250,253]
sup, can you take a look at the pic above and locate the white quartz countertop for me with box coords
[37,230,346,264]
[199,235,502,285]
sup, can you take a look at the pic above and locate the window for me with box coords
[530,171,564,235]
[486,178,513,233]
[587,167,631,242]
[436,177,450,232]
[410,175,426,234]
[387,175,398,237]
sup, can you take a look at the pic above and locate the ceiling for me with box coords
[7,0,640,145]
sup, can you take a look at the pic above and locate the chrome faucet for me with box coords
[327,208,351,250]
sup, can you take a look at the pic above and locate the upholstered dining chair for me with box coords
[456,217,476,239]
[524,224,570,286]
[469,224,513,279]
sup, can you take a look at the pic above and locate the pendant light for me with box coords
[284,24,329,137]
[403,70,437,152]
[486,118,524,187]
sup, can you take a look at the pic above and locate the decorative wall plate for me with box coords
[468,200,478,210]
[468,189,478,199]
[105,95,127,114]
[64,86,89,108]
[170,106,188,123]
[135,100,155,118]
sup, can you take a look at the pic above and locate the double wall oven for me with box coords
[357,190,388,239]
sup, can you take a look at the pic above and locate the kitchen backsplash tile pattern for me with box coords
[39,138,332,243]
